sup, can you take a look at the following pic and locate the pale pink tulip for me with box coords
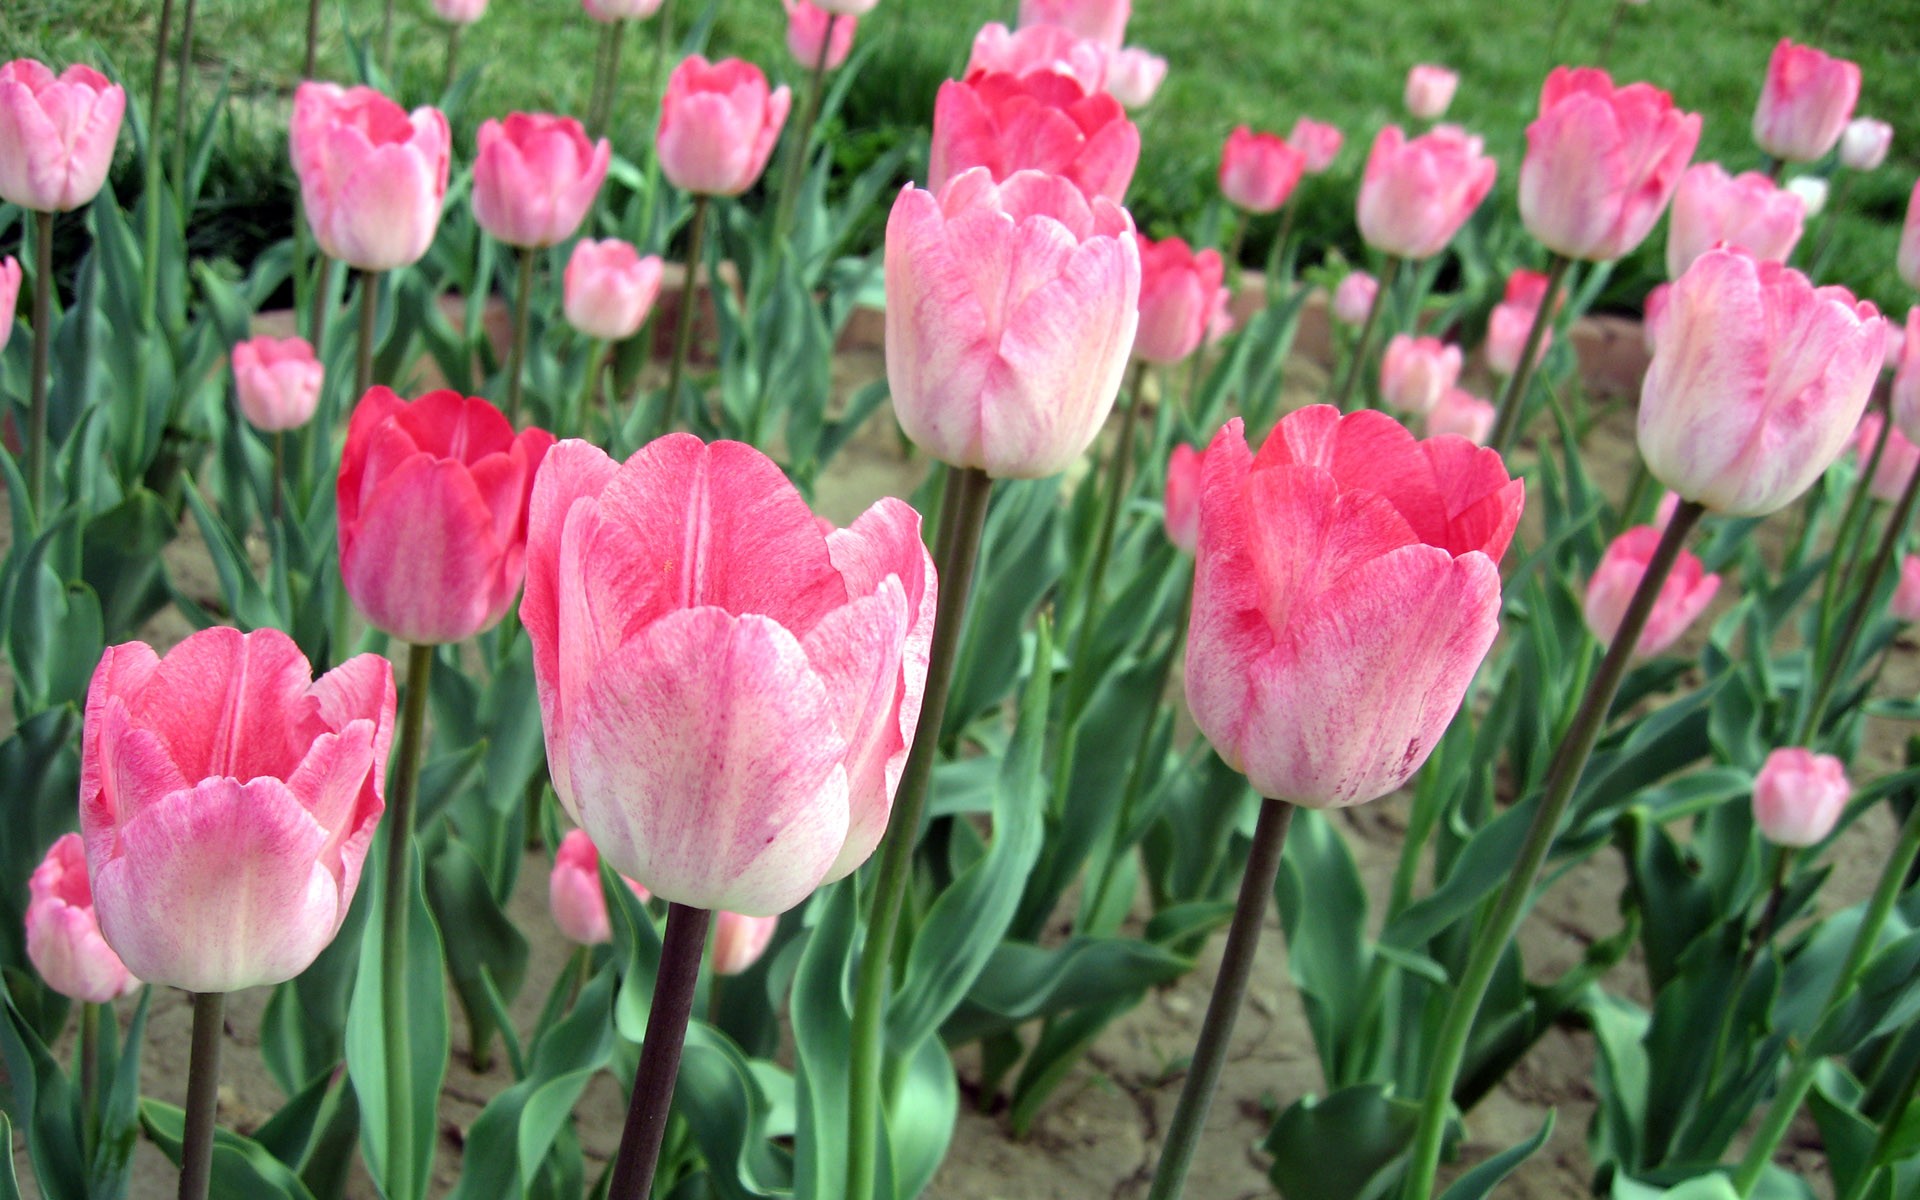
[1643,281,1671,356]
[522,435,936,915]
[656,57,791,197]
[1903,180,1920,292]
[1583,525,1720,658]
[1018,0,1130,50]
[1379,334,1463,415]
[1852,413,1919,503]
[1164,442,1203,554]
[1519,67,1701,262]
[1403,64,1458,121]
[1218,125,1305,215]
[232,335,323,433]
[1752,40,1860,163]
[80,628,395,992]
[1331,271,1377,326]
[1785,175,1828,217]
[26,834,139,1003]
[290,83,450,271]
[1891,309,1920,443]
[1665,163,1805,279]
[1104,47,1166,110]
[1186,407,1522,806]
[582,0,665,21]
[785,0,857,71]
[432,0,488,23]
[564,239,664,342]
[548,829,649,946]
[1288,118,1343,174]
[0,256,19,354]
[884,168,1139,478]
[1356,125,1497,260]
[1134,235,1228,365]
[928,70,1139,203]
[711,911,779,975]
[1484,268,1557,377]
[1893,556,1920,623]
[1839,117,1893,171]
[0,60,125,213]
[1425,387,1496,446]
[967,23,1108,93]
[1640,248,1882,516]
[1751,748,1849,847]
[472,113,610,249]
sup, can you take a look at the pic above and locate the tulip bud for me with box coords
[291,83,450,272]
[1664,163,1805,279]
[1425,387,1496,446]
[0,256,20,355]
[1893,556,1920,624]
[1582,525,1721,658]
[1891,309,1920,442]
[564,239,664,342]
[1853,414,1920,504]
[1018,0,1130,50]
[967,22,1108,93]
[1752,39,1860,164]
[232,336,323,433]
[1134,235,1229,365]
[26,834,139,1003]
[1403,64,1458,120]
[812,0,879,13]
[1839,117,1893,171]
[548,829,651,946]
[1104,47,1166,110]
[1357,125,1497,260]
[0,60,126,213]
[1785,175,1828,218]
[1903,180,1920,293]
[1751,748,1849,847]
[1331,271,1377,326]
[1379,334,1463,416]
[656,56,791,197]
[711,911,779,975]
[1287,118,1343,174]
[785,0,857,71]
[581,0,665,21]
[432,0,488,23]
[1218,125,1306,215]
[1164,442,1203,554]
[1484,268,1557,377]
[930,70,1139,203]
[472,113,610,249]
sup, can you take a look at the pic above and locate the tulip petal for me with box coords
[341,452,511,644]
[803,578,910,882]
[132,625,318,784]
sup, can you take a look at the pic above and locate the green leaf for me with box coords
[89,987,153,1197]
[0,1112,21,1200]
[1437,1111,1554,1200]
[0,988,83,1200]
[1263,1084,1431,1200]
[790,884,860,1200]
[138,1099,319,1200]
[1275,809,1372,1087]
[675,1022,795,1199]
[943,937,1191,1044]
[180,478,282,630]
[423,832,530,1073]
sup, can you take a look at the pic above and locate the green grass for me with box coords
[4,0,1916,311]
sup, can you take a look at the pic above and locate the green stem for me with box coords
[774,15,838,245]
[1807,172,1852,273]
[26,209,53,516]
[566,943,592,1010]
[308,255,335,350]
[1068,361,1152,710]
[1144,799,1297,1200]
[271,430,285,525]
[79,1001,101,1151]
[172,0,197,195]
[1220,210,1249,293]
[1400,500,1706,1200]
[658,194,709,439]
[1839,1052,1920,1200]
[590,21,627,140]
[586,24,614,139]
[441,23,461,97]
[178,991,224,1200]
[506,246,537,424]
[380,643,435,1200]
[576,339,609,441]
[1271,196,1299,278]
[846,466,996,1200]
[151,0,176,142]
[356,269,379,398]
[1486,253,1571,457]
[1814,404,1891,666]
[608,903,711,1200]
[1613,461,1653,538]
[1329,255,1400,411]
[142,0,173,353]
[303,0,320,78]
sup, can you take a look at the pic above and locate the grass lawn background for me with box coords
[4,0,1916,311]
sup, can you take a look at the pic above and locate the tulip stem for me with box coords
[1730,796,1920,1196]
[380,642,435,1200]
[588,21,627,141]
[356,270,379,398]
[151,0,176,144]
[774,15,840,248]
[1329,254,1400,412]
[1814,405,1891,678]
[143,0,175,360]
[577,338,609,441]
[1272,196,1300,278]
[178,991,224,1200]
[271,431,285,524]
[507,246,537,425]
[1486,253,1570,458]
[1221,210,1249,292]
[846,466,996,1200]
[608,902,711,1200]
[26,209,53,516]
[441,24,461,98]
[303,0,320,79]
[1399,500,1705,1200]
[172,0,197,196]
[309,255,336,353]
[659,194,709,439]
[1144,799,1296,1200]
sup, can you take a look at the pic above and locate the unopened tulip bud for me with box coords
[1839,118,1892,171]
[472,113,610,249]
[1331,271,1377,326]
[232,335,323,433]
[1379,334,1463,415]
[432,0,488,24]
[656,56,791,197]
[1751,748,1849,847]
[1752,39,1860,164]
[1134,234,1228,365]
[1164,442,1203,553]
[26,834,139,1003]
[1403,64,1458,120]
[1485,268,1557,376]
[711,911,779,975]
[549,829,650,946]
[1425,387,1495,445]
[1892,310,1920,442]
[564,239,664,342]
[1218,125,1305,215]
[291,83,450,271]
[785,0,857,71]
[0,60,125,213]
[930,70,1139,203]
[1287,118,1343,174]
[1357,125,1496,260]
[1903,181,1920,293]
[1583,525,1721,658]
[1105,47,1166,110]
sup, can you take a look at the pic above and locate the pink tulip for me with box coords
[1639,247,1882,516]
[432,0,488,23]
[1379,334,1463,415]
[1484,268,1556,377]
[1643,282,1671,356]
[80,627,395,992]
[967,22,1108,93]
[1164,442,1203,554]
[290,83,450,271]
[0,60,125,213]
[656,56,791,197]
[1288,118,1343,174]
[929,70,1139,203]
[711,911,780,975]
[1752,40,1860,163]
[1519,67,1701,262]
[1331,271,1377,326]
[581,0,665,21]
[1892,556,1920,624]
[1018,0,1130,50]
[564,238,664,342]
[884,168,1139,478]
[26,834,139,1003]
[548,829,649,946]
[231,335,323,433]
[1356,124,1497,260]
[1899,180,1920,293]
[785,0,857,71]
[1403,64,1458,121]
[1785,175,1829,217]
[1891,309,1920,442]
[1664,163,1805,279]
[1852,413,1920,504]
[0,255,19,354]
[1186,407,1522,806]
[1583,525,1720,658]
[1104,47,1166,110]
[1425,387,1496,446]
[337,388,555,645]
[471,113,610,249]
[1751,748,1850,848]
[1839,117,1893,171]
[1884,311,1908,375]
[522,434,937,915]
[1218,125,1305,215]
[1134,235,1228,365]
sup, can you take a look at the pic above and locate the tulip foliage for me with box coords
[2,5,1920,1200]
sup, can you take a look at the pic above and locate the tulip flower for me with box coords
[1018,0,1130,49]
[1903,181,1920,293]
[549,828,650,946]
[1752,39,1860,164]
[1185,406,1522,807]
[0,255,19,354]
[967,22,1108,93]
[290,83,451,272]
[337,387,555,645]
[1853,414,1920,503]
[1426,388,1496,446]
[1884,314,1908,376]
[231,335,323,433]
[1331,271,1377,326]
[884,168,1139,478]
[0,59,125,213]
[582,0,664,20]
[929,70,1139,203]
[1164,443,1203,554]
[1893,311,1920,437]
[1485,268,1557,377]
[1288,118,1343,174]
[564,239,664,342]
[1839,117,1893,171]
[1892,556,1920,623]
[1519,67,1700,263]
[432,0,487,22]
[1639,248,1882,517]
[26,833,139,1003]
[1379,334,1463,415]
[656,56,791,197]
[711,911,780,975]
[1751,748,1849,847]
[785,0,857,71]
[1642,282,1671,356]
[1218,125,1306,215]
[471,113,610,249]
[523,434,936,915]
[1583,525,1720,658]
[79,627,395,992]
[1134,235,1229,365]
[1664,163,1805,278]
[1104,47,1166,110]
[1403,64,1458,121]
[1356,125,1497,261]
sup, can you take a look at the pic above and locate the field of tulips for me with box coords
[6,0,1920,1198]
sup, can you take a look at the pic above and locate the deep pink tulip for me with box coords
[1356,124,1496,260]
[1425,388,1496,446]
[582,0,665,21]
[523,437,936,916]
[1752,40,1860,163]
[1218,125,1306,215]
[1899,180,1920,293]
[1288,118,1343,174]
[1751,748,1849,847]
[1331,271,1377,326]
[1583,525,1720,659]
[967,23,1108,93]
[290,83,450,271]
[1639,247,1882,516]
[1665,163,1805,279]
[564,239,664,342]
[1853,413,1920,504]
[1164,442,1203,554]
[929,70,1139,203]
[1186,407,1522,807]
[656,56,791,197]
[548,828,649,946]
[337,388,555,645]
[1018,0,1130,49]
[1134,235,1228,365]
[232,335,323,433]
[0,60,125,213]
[785,0,857,71]
[1519,67,1700,262]
[80,628,395,993]
[1485,268,1556,377]
[711,911,780,975]
[432,0,488,23]
[26,834,139,1003]
[1104,47,1166,110]
[1379,334,1463,416]
[0,255,19,354]
[885,168,1139,478]
[472,113,610,249]
[1893,556,1920,624]
[1403,64,1458,121]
